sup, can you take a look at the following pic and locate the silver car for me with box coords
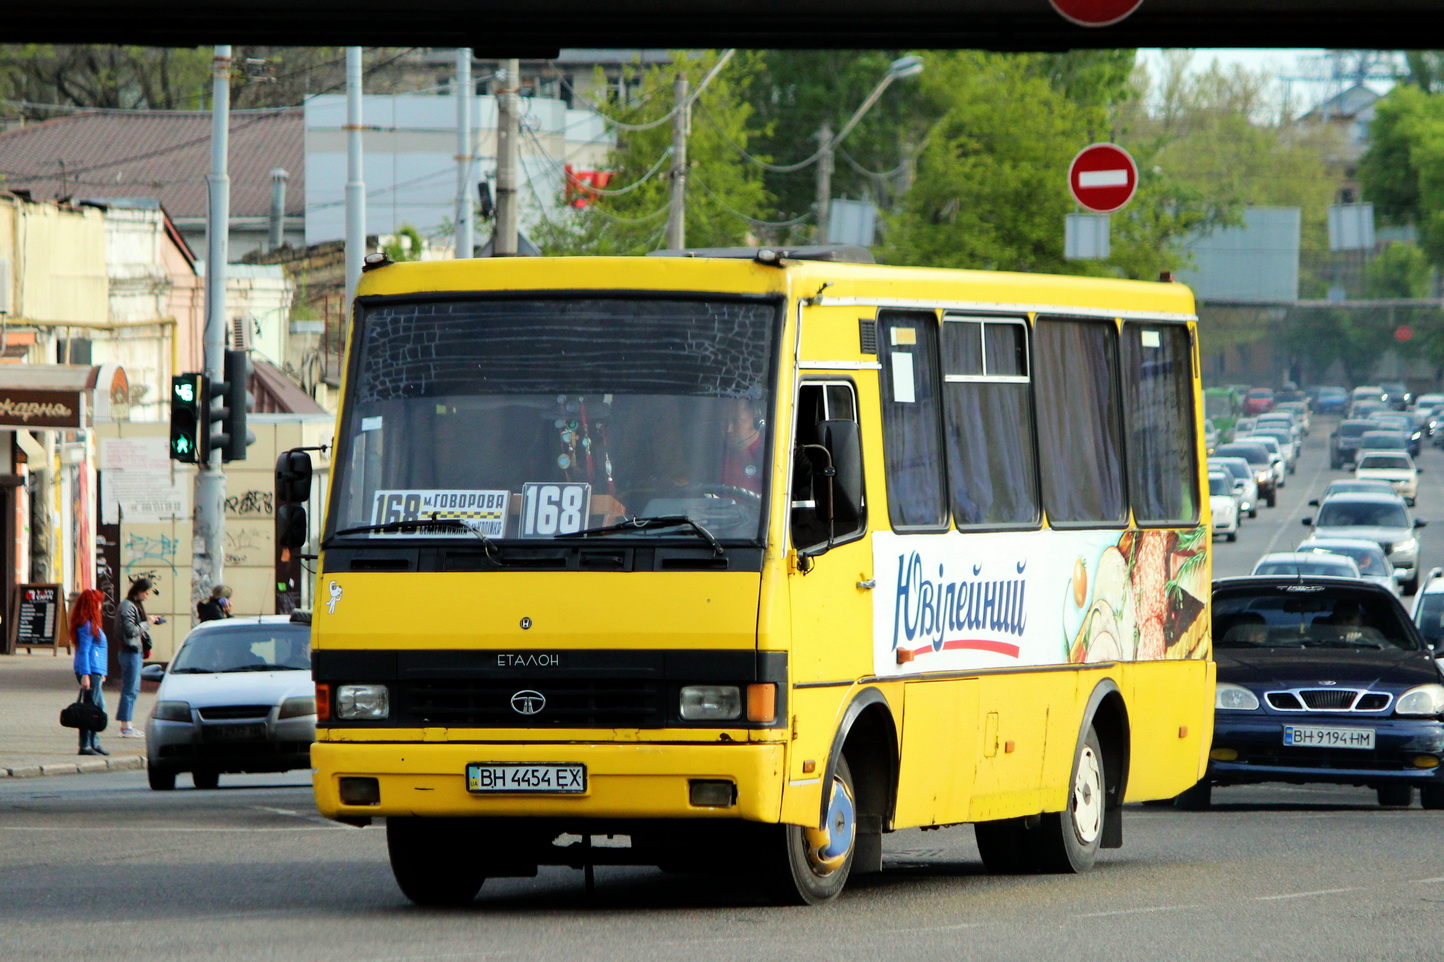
[144,613,314,791]
[1302,493,1427,595]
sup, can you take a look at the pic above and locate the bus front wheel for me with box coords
[387,817,487,906]
[763,756,857,905]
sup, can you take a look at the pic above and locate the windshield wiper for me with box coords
[569,515,724,556]
[328,514,502,562]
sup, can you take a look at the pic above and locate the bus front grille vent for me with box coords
[400,679,665,727]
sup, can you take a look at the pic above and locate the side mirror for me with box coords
[1416,518,1428,528]
[1308,499,1319,507]
[140,663,166,681]
[820,420,864,523]
[1302,517,1313,527]
[791,420,865,557]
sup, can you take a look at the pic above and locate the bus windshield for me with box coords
[328,296,780,543]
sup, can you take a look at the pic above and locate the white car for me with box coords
[1297,537,1400,596]
[1209,456,1260,517]
[1301,492,1426,594]
[144,614,314,791]
[1209,471,1240,541]
[1355,451,1418,505]
[1251,551,1361,580]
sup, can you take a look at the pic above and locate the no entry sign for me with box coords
[1049,0,1144,27]
[1068,143,1138,213]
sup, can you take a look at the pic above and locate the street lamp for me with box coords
[816,56,924,244]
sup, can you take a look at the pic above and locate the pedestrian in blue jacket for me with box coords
[70,589,109,756]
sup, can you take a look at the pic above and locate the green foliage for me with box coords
[382,225,424,262]
[1360,85,1444,265]
[1365,242,1431,297]
[739,51,932,240]
[534,51,771,256]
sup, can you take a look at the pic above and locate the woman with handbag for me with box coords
[116,577,161,739]
[70,589,109,756]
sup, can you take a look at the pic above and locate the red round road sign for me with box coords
[1068,143,1138,213]
[1396,325,1414,342]
[1049,0,1144,27]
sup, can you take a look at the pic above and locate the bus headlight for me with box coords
[336,685,390,720]
[680,685,742,721]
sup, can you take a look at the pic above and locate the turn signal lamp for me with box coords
[1414,755,1440,769]
[315,683,331,721]
[746,684,777,723]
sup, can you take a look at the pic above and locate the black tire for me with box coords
[1025,726,1106,874]
[1175,779,1212,811]
[192,770,219,790]
[1227,530,1238,542]
[147,765,176,791]
[1422,785,1444,810]
[1266,490,1277,508]
[763,755,857,905]
[1377,784,1413,808]
[1405,576,1420,596]
[387,817,487,906]
[1249,506,1258,519]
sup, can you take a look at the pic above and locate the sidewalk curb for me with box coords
[2,756,146,779]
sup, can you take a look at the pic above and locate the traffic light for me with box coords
[169,373,208,463]
[276,449,314,550]
[209,349,256,462]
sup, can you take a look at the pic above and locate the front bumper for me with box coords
[1206,713,1444,787]
[312,740,786,823]
[147,715,315,774]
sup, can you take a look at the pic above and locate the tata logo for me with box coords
[511,690,546,715]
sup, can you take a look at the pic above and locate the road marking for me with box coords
[1414,877,1444,884]
[1073,904,1201,919]
[255,805,338,826]
[1256,887,1361,901]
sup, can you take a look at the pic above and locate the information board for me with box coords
[7,583,65,655]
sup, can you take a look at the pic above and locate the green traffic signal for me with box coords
[169,373,208,463]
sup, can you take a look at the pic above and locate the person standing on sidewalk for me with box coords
[196,584,233,622]
[70,589,109,757]
[116,577,162,739]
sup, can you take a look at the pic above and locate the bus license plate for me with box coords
[1283,725,1375,750]
[466,763,587,794]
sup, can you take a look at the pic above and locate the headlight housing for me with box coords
[336,684,390,720]
[1216,683,1260,711]
[152,700,192,722]
[1392,538,1420,557]
[1395,684,1444,716]
[278,696,317,719]
[680,685,742,721]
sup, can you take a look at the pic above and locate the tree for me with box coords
[1360,85,1444,266]
[0,45,418,120]
[533,51,771,255]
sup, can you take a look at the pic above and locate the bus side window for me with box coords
[792,381,866,552]
[1122,323,1199,524]
[1033,317,1127,525]
[877,310,948,530]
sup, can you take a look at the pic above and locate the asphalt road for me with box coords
[5,414,1444,960]
[3,770,1444,961]
[1212,414,1444,581]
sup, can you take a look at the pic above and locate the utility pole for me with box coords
[344,48,365,308]
[814,121,834,245]
[665,72,690,250]
[494,58,520,256]
[196,44,231,601]
[454,48,474,259]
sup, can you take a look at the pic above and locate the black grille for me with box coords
[197,705,272,720]
[400,679,665,727]
[1264,689,1392,712]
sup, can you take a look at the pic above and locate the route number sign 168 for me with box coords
[522,482,592,537]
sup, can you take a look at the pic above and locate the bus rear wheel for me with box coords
[387,817,487,906]
[763,756,857,905]
[975,726,1105,875]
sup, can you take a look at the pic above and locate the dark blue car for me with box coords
[1180,577,1444,809]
